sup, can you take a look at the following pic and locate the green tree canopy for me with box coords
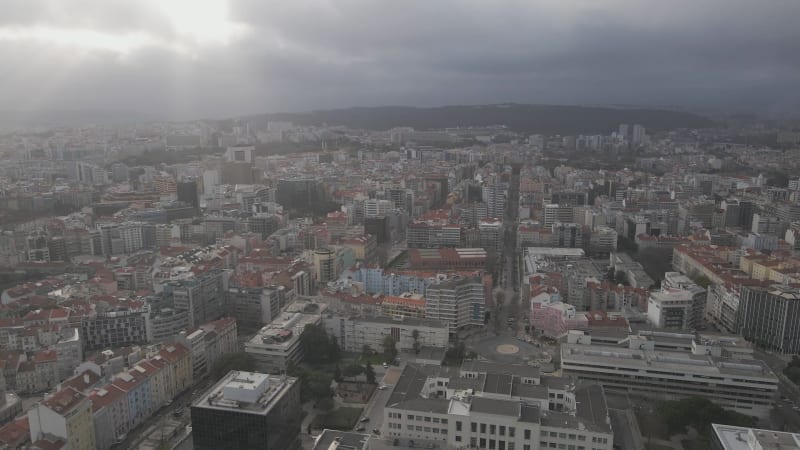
[382,335,398,362]
[209,352,255,381]
[300,324,341,365]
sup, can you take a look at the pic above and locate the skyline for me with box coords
[1,0,799,121]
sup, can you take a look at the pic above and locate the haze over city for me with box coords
[1,0,800,121]
[3,2,800,450]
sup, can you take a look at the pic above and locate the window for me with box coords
[490,424,496,434]
[424,427,430,432]
[433,418,440,423]
[408,415,414,420]
[471,438,477,447]
[416,416,423,421]
[415,426,422,431]
[455,435,462,442]
[578,436,586,441]
[456,421,462,432]
[569,435,576,440]
[509,427,516,438]
[500,425,506,436]
[472,423,478,432]
[481,424,487,434]
[442,419,448,424]
[509,444,515,450]
[480,438,487,448]
[433,428,439,434]
[524,446,531,450]
[407,425,413,430]
[559,433,567,439]
[524,430,531,440]
[425,417,431,422]
[550,432,557,438]
[489,439,496,449]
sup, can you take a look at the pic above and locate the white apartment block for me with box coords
[323,316,448,353]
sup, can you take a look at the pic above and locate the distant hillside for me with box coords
[244,103,715,135]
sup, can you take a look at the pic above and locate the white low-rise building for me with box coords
[561,330,778,419]
[382,362,613,450]
[245,300,327,373]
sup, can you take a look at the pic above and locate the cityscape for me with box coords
[1,2,800,450]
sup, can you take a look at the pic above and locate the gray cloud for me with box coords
[0,0,798,120]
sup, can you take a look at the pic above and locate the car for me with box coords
[377,385,387,390]
[355,426,365,432]
[360,417,370,423]
[382,362,389,368]
[172,408,184,417]
[372,428,381,435]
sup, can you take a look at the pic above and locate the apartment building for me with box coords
[324,315,448,353]
[29,387,96,450]
[424,276,486,335]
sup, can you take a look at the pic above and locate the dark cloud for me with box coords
[0,0,799,120]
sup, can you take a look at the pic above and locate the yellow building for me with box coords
[29,387,96,450]
[159,343,193,395]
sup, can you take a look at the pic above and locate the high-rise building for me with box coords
[425,276,486,335]
[737,284,800,354]
[177,180,200,212]
[191,370,302,450]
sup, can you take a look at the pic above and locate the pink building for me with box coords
[529,287,587,338]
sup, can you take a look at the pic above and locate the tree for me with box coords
[658,397,755,436]
[342,364,365,379]
[317,397,335,411]
[362,344,372,358]
[382,335,398,362]
[365,361,376,384]
[412,329,421,355]
[333,364,343,382]
[300,324,341,365]
[443,342,467,366]
[305,371,334,404]
[209,352,255,381]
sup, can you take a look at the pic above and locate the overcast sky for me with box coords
[1,0,799,120]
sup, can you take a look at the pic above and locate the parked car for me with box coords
[355,426,365,432]
[360,417,370,423]
[382,362,389,368]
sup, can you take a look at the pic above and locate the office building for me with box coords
[177,180,200,213]
[245,301,327,373]
[312,430,371,450]
[191,370,301,450]
[227,286,285,329]
[382,362,613,450]
[561,330,779,419]
[737,284,800,354]
[80,308,148,351]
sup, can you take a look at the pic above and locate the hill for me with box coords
[243,103,714,135]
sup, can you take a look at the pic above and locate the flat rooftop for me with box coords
[712,424,800,450]
[192,370,297,416]
[562,343,778,381]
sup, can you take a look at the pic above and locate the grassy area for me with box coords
[637,410,670,440]
[312,406,364,431]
